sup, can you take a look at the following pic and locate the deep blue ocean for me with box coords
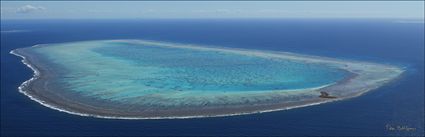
[1,19,424,136]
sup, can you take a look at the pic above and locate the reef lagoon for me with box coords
[10,40,403,119]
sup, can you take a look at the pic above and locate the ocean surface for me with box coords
[1,19,424,136]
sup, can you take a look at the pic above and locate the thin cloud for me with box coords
[1,30,30,33]
[16,5,46,14]
[394,20,425,24]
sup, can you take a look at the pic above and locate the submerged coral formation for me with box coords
[11,40,403,119]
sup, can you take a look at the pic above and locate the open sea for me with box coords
[1,19,424,136]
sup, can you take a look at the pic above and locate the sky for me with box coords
[1,1,424,19]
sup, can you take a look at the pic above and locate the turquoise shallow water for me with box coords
[92,42,346,92]
[25,40,348,109]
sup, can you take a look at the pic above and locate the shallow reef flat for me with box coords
[11,40,404,119]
